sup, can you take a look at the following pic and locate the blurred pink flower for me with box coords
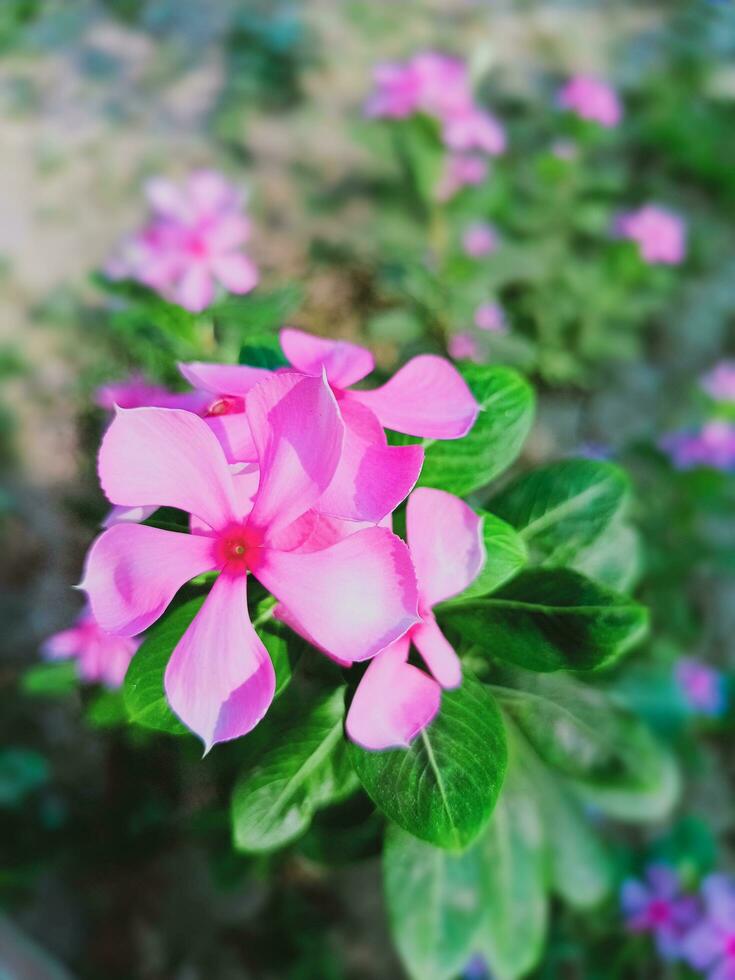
[107,170,258,312]
[558,75,622,128]
[442,107,506,156]
[621,865,700,961]
[365,52,471,121]
[474,302,506,332]
[616,205,686,265]
[682,875,735,979]
[448,331,482,362]
[436,154,488,201]
[675,657,728,716]
[661,420,735,471]
[462,221,499,258]
[346,488,485,749]
[701,361,735,403]
[42,606,140,688]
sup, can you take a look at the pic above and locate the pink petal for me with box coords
[80,524,216,635]
[186,170,238,215]
[407,488,485,606]
[174,264,215,312]
[345,639,441,750]
[145,177,187,219]
[207,213,250,251]
[99,407,240,530]
[178,360,271,397]
[247,373,344,534]
[102,504,158,527]
[164,574,275,750]
[211,253,258,294]
[256,527,419,662]
[280,327,374,388]
[412,615,462,688]
[316,400,424,522]
[203,412,257,464]
[347,354,479,438]
[42,625,84,659]
[190,464,260,534]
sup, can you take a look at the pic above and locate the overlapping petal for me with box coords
[178,360,271,397]
[411,616,462,689]
[281,327,374,388]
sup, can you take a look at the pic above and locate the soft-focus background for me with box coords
[2,2,734,978]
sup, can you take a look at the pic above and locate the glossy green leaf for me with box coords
[440,569,648,672]
[383,825,484,980]
[490,458,630,565]
[21,660,78,697]
[232,687,357,853]
[349,674,507,851]
[460,512,527,599]
[86,689,127,728]
[572,518,642,593]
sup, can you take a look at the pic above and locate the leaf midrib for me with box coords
[514,478,620,542]
[263,717,343,822]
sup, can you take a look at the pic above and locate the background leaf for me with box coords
[460,512,527,599]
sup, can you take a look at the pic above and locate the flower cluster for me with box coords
[662,420,735,472]
[622,866,735,979]
[76,329,483,751]
[365,51,506,199]
[106,170,258,313]
[616,204,687,266]
[42,606,140,689]
[557,74,623,128]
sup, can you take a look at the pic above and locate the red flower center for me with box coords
[647,900,672,926]
[214,524,264,575]
[205,396,245,417]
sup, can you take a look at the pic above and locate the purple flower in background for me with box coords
[675,658,728,717]
[448,331,482,363]
[661,421,735,471]
[702,361,735,404]
[621,865,700,960]
[462,222,499,258]
[474,302,506,333]
[682,875,735,979]
[615,205,686,265]
[558,75,623,128]
[42,605,141,688]
[463,954,491,979]
[436,154,488,201]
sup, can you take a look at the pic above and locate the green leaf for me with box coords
[123,598,203,736]
[397,365,534,496]
[440,568,648,672]
[349,674,507,851]
[217,283,304,334]
[86,689,127,728]
[383,825,484,980]
[460,512,527,599]
[571,518,642,592]
[475,758,548,980]
[21,660,78,697]
[238,332,288,370]
[490,459,630,565]
[232,687,357,853]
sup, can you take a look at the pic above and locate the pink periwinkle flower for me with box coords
[107,170,258,313]
[661,421,735,471]
[42,605,140,688]
[80,374,422,750]
[682,874,735,979]
[616,205,687,266]
[558,75,623,128]
[436,154,488,201]
[474,302,506,333]
[621,865,700,961]
[448,331,483,363]
[675,657,728,717]
[365,52,471,121]
[462,221,499,258]
[702,361,735,404]
[442,107,506,156]
[345,488,485,749]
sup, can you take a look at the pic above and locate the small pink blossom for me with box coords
[345,488,485,749]
[442,107,506,156]
[621,865,700,961]
[436,154,488,201]
[107,170,258,312]
[42,606,140,688]
[462,222,499,258]
[661,421,735,471]
[616,205,687,265]
[675,657,728,717]
[682,875,735,979]
[702,361,735,404]
[558,75,622,128]
[448,331,482,362]
[365,52,471,121]
[474,302,506,332]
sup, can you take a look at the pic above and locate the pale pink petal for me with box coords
[207,213,250,251]
[145,177,187,219]
[174,264,215,312]
[191,465,260,534]
[211,253,258,294]
[247,373,344,534]
[99,407,240,529]
[407,488,485,606]
[186,170,238,215]
[164,574,275,750]
[178,360,271,397]
[203,412,257,463]
[347,354,479,438]
[280,327,375,388]
[103,504,158,527]
[316,400,424,522]
[42,625,84,660]
[256,527,419,662]
[273,601,353,668]
[345,639,441,750]
[80,524,217,636]
[411,615,462,688]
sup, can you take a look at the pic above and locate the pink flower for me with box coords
[462,221,499,258]
[558,75,622,128]
[474,302,506,332]
[621,865,700,961]
[179,327,478,522]
[365,52,471,121]
[682,874,735,979]
[80,375,421,749]
[436,154,488,201]
[442,108,506,156]
[702,361,735,404]
[616,205,687,265]
[107,170,258,313]
[448,331,482,362]
[345,488,485,749]
[661,421,735,471]
[95,374,210,413]
[42,605,140,688]
[675,657,727,717]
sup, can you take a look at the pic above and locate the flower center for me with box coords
[205,395,245,417]
[725,935,735,959]
[646,900,672,926]
[214,523,263,575]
